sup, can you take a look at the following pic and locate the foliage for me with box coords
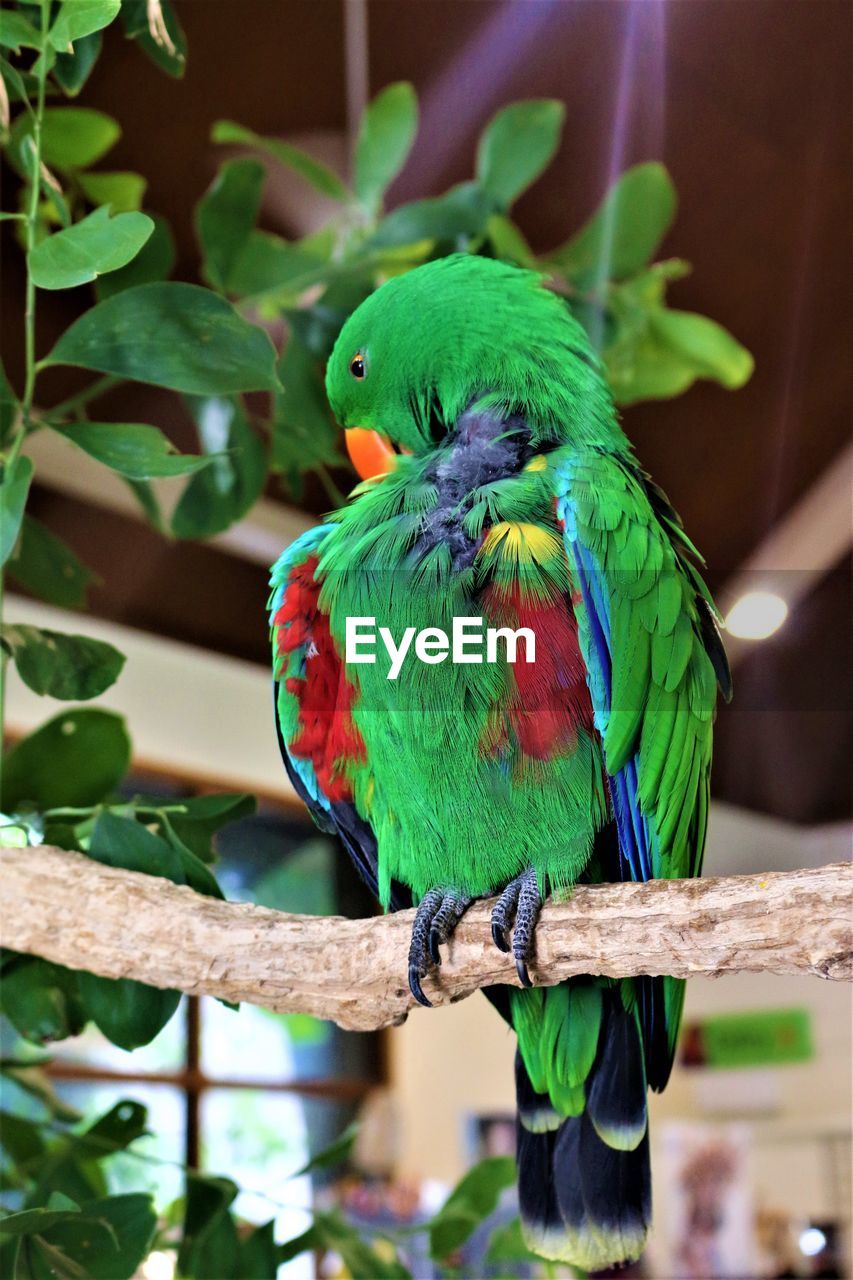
[0,1081,542,1280]
[0,2,752,1274]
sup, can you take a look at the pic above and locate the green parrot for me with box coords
[269,254,731,1269]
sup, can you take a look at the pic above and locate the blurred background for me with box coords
[2,1,851,1277]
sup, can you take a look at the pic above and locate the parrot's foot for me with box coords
[490,867,542,988]
[408,887,473,1008]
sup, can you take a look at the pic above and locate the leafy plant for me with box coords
[0,1082,541,1280]
[0,2,752,1274]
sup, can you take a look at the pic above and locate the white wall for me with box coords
[5,594,297,801]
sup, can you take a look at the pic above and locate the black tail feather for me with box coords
[587,996,648,1151]
[553,1114,652,1269]
[515,1048,561,1133]
[515,1004,652,1270]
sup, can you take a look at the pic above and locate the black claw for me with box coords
[491,921,511,953]
[408,888,473,1004]
[492,868,542,983]
[408,964,433,1007]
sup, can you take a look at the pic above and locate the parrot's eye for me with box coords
[349,352,366,380]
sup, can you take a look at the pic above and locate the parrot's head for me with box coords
[325,254,616,480]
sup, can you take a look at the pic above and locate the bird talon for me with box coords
[491,868,542,982]
[407,887,472,1006]
[491,921,511,953]
[408,963,433,1008]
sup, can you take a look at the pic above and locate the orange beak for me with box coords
[345,427,399,481]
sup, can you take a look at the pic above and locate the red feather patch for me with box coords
[482,584,594,761]
[275,556,365,802]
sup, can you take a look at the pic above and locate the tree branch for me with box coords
[1,848,850,1031]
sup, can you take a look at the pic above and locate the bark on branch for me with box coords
[1,848,850,1031]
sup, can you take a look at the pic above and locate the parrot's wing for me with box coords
[269,526,390,906]
[553,448,731,1085]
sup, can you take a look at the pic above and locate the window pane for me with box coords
[53,1080,187,1212]
[209,809,381,1085]
[200,1090,358,1278]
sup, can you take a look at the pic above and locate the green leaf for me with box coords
[1,456,34,567]
[123,478,164,531]
[212,119,349,201]
[0,1205,82,1238]
[0,358,18,446]
[605,330,696,405]
[1,708,131,810]
[477,99,564,209]
[618,257,691,307]
[158,818,224,898]
[550,161,677,286]
[87,810,181,878]
[38,166,71,230]
[52,31,103,97]
[77,170,147,213]
[428,1156,516,1259]
[370,181,492,248]
[0,10,40,52]
[27,40,59,84]
[605,301,754,406]
[226,230,328,302]
[171,397,267,538]
[74,1099,148,1160]
[0,1111,49,1172]
[277,1226,321,1265]
[483,1215,538,1265]
[41,1194,156,1280]
[39,107,120,170]
[1,54,29,108]
[0,958,87,1045]
[292,1121,359,1177]
[354,81,418,213]
[152,790,255,860]
[87,808,224,900]
[178,1173,239,1279]
[486,213,536,267]
[7,515,98,609]
[314,1212,411,1280]
[95,212,174,298]
[77,820,186,1046]
[3,625,125,700]
[76,972,179,1052]
[196,157,265,291]
[0,1110,48,1181]
[239,1220,279,1278]
[28,206,154,290]
[49,0,120,51]
[44,282,280,394]
[53,421,216,479]
[649,308,754,390]
[273,324,341,474]
[120,0,186,78]
[1,1063,80,1124]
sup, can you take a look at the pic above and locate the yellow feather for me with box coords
[480,520,562,564]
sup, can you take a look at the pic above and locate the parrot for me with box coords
[269,254,731,1270]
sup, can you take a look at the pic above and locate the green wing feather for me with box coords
[553,446,730,1088]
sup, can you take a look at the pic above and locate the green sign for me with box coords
[685,1007,814,1069]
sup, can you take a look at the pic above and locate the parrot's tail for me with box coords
[514,988,652,1270]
